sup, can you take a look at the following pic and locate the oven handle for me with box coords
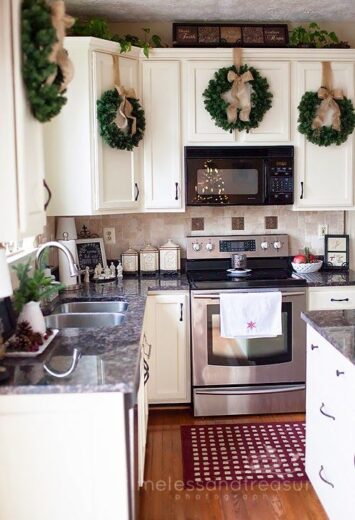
[194,384,305,396]
[193,291,306,300]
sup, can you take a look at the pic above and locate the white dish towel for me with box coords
[220,291,282,338]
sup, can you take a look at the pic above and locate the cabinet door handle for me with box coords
[311,344,319,350]
[319,466,334,488]
[336,369,345,377]
[175,182,179,201]
[43,180,52,210]
[300,181,304,200]
[320,402,335,421]
[143,334,152,359]
[330,298,349,302]
[179,302,183,321]
[134,183,140,201]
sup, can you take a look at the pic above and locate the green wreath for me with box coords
[298,91,355,146]
[22,0,67,122]
[97,89,145,151]
[203,64,273,133]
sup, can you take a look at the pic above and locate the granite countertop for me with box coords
[301,310,355,365]
[0,274,189,396]
[295,269,355,287]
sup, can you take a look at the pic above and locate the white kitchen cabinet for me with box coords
[308,286,355,311]
[0,392,133,520]
[145,292,190,404]
[186,59,290,143]
[44,38,142,216]
[0,0,45,241]
[294,61,355,210]
[142,61,183,210]
[306,325,355,520]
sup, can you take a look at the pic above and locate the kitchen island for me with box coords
[301,310,355,520]
[0,275,188,520]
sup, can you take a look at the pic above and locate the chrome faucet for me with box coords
[36,241,80,277]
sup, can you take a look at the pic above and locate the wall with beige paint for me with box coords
[108,21,355,47]
[74,208,344,260]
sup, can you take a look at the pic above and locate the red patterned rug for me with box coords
[181,421,308,487]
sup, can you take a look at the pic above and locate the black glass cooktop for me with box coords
[187,268,307,290]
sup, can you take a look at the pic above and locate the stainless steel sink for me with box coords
[45,312,126,329]
[53,301,128,314]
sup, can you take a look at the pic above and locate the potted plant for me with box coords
[289,23,349,48]
[12,261,63,335]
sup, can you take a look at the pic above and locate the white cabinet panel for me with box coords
[146,292,190,403]
[93,52,141,212]
[142,61,183,210]
[295,61,354,210]
[241,61,290,142]
[308,286,355,311]
[186,61,234,142]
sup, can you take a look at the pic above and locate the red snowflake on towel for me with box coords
[247,320,256,330]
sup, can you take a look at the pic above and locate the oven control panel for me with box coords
[186,234,289,259]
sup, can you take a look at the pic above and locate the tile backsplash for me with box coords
[74,208,344,260]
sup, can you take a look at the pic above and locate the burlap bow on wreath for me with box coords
[312,62,344,131]
[113,56,137,135]
[226,48,254,123]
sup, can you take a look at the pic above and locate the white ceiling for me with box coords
[65,0,355,22]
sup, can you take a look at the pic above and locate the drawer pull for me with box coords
[319,466,334,488]
[320,403,335,421]
[331,298,349,302]
[311,344,319,350]
[336,370,345,377]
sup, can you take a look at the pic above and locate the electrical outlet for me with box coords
[318,224,328,238]
[103,227,116,244]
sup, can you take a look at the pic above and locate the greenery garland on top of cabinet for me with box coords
[21,0,74,122]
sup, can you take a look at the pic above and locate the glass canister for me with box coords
[159,239,181,273]
[140,244,159,274]
[122,248,139,274]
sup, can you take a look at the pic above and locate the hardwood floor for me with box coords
[139,408,327,520]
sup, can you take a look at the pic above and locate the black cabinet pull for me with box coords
[43,180,52,210]
[336,370,345,377]
[143,358,150,385]
[175,182,179,201]
[320,402,335,421]
[331,298,349,302]
[300,181,304,200]
[134,183,140,201]
[311,344,318,350]
[179,302,183,322]
[319,466,334,488]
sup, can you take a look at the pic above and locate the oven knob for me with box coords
[205,242,214,251]
[273,240,282,250]
[261,241,269,250]
[192,242,201,252]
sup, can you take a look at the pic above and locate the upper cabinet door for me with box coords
[142,61,183,210]
[186,60,235,143]
[92,51,142,212]
[294,61,354,210]
[241,61,290,143]
[11,0,46,238]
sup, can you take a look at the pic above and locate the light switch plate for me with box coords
[318,224,328,237]
[103,227,116,244]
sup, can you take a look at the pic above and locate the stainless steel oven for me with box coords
[191,288,306,416]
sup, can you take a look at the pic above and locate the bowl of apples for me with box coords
[291,248,323,273]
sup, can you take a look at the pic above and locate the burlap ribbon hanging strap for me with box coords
[226,48,254,123]
[112,55,137,135]
[312,62,344,131]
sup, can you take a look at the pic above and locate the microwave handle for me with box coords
[263,161,268,203]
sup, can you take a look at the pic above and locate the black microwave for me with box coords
[185,146,294,206]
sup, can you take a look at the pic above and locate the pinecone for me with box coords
[16,321,33,337]
[7,320,45,353]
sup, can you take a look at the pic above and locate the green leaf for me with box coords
[143,44,149,58]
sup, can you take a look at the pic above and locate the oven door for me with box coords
[186,157,264,205]
[191,289,306,387]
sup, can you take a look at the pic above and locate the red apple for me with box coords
[293,254,307,264]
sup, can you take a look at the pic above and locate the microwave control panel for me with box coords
[266,158,294,204]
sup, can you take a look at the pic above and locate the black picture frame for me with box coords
[75,238,107,272]
[324,234,350,271]
[173,23,289,48]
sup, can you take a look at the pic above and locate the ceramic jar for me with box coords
[140,244,159,274]
[122,248,139,274]
[159,239,181,273]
